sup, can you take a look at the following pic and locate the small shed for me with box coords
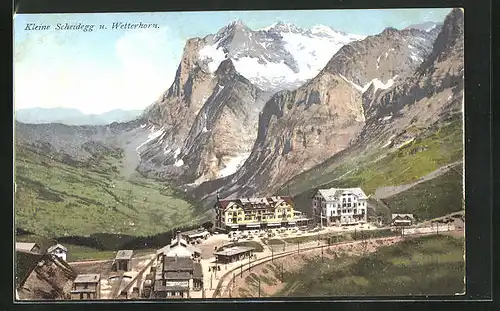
[213,246,254,264]
[71,274,101,300]
[391,214,415,226]
[113,250,133,272]
[15,242,41,254]
[47,243,68,261]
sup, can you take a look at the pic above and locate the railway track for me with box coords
[213,229,462,298]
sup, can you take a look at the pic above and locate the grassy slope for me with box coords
[14,145,206,238]
[381,164,464,221]
[275,234,465,296]
[286,120,463,220]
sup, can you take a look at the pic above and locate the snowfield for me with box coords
[135,126,165,159]
[197,22,366,91]
[218,152,251,178]
[338,74,398,94]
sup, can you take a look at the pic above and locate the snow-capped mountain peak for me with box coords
[405,21,443,33]
[197,21,366,91]
[310,24,344,36]
[266,21,302,33]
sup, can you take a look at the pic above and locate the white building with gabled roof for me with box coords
[312,187,368,226]
[156,231,201,261]
[47,243,68,261]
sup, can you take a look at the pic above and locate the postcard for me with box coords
[13,8,465,301]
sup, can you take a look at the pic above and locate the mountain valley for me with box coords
[14,9,464,239]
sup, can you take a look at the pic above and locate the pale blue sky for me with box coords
[13,9,453,114]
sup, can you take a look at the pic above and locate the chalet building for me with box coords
[152,256,203,299]
[112,250,133,272]
[214,246,254,264]
[312,188,368,226]
[391,214,415,226]
[47,244,68,261]
[214,195,309,232]
[70,274,101,300]
[156,232,201,261]
[16,242,41,254]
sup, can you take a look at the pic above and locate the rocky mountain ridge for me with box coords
[274,8,464,209]
[137,58,270,183]
[15,108,144,126]
[14,13,459,210]
[188,20,444,201]
[133,20,368,182]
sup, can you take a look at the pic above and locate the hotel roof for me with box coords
[317,188,368,200]
[217,196,294,210]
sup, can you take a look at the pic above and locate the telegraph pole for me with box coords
[321,245,324,262]
[248,254,251,270]
[320,209,323,229]
[210,273,213,290]
[258,278,261,297]
[240,263,243,277]
[297,241,300,254]
[281,263,284,283]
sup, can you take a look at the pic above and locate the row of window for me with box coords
[166,291,186,297]
[321,208,366,215]
[76,293,95,299]
[224,214,294,223]
[315,201,365,207]
[226,208,292,217]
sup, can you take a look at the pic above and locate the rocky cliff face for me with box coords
[137,59,270,183]
[190,24,442,200]
[135,20,367,183]
[357,8,464,149]
[323,25,441,94]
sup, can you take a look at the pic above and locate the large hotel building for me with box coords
[214,196,309,232]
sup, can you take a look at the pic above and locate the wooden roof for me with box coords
[214,246,254,257]
[47,243,68,253]
[74,274,100,283]
[115,250,133,260]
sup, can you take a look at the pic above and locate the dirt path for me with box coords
[68,254,153,265]
[374,160,463,199]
